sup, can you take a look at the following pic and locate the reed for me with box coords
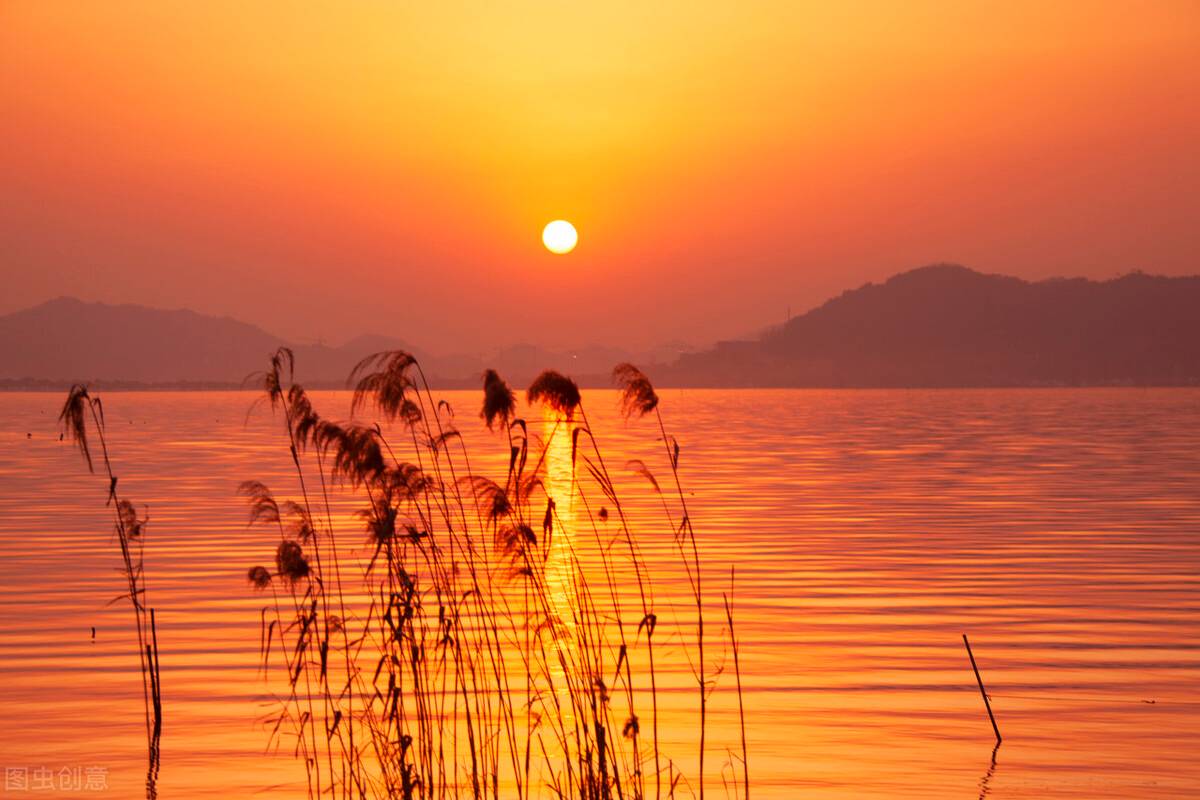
[722,569,748,800]
[238,351,748,800]
[60,385,162,797]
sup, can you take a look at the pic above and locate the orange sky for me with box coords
[2,2,1198,352]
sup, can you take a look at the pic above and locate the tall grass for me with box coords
[60,385,162,797]
[240,350,748,800]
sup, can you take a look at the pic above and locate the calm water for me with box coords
[1,389,1198,798]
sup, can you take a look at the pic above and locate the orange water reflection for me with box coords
[0,389,1197,798]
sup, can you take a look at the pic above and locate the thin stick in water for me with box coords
[962,633,1001,744]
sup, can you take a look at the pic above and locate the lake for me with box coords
[1,388,1197,798]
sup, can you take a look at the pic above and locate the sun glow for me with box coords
[542,220,578,254]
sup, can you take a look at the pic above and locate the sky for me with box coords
[2,1,1198,353]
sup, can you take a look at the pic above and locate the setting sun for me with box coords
[542,220,578,254]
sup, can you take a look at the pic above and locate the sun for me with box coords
[542,220,578,254]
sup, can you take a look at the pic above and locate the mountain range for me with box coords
[2,265,1199,388]
[0,297,684,388]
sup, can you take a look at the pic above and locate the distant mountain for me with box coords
[0,297,657,388]
[0,297,423,386]
[657,264,1200,387]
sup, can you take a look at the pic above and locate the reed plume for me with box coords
[613,363,659,418]
[247,565,273,590]
[481,369,516,430]
[526,370,581,417]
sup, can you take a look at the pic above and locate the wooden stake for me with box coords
[962,634,1001,743]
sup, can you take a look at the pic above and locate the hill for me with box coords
[0,297,420,386]
[658,265,1200,386]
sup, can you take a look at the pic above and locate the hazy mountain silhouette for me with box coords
[659,264,1200,386]
[0,297,653,387]
[5,267,1199,388]
[0,298,423,385]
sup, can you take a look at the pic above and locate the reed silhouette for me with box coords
[60,385,162,798]
[237,349,748,800]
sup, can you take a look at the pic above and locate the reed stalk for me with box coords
[723,569,748,800]
[60,385,163,798]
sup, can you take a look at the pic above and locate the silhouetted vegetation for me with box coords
[237,349,747,800]
[60,384,162,797]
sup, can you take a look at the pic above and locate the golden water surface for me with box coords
[1,389,1197,798]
